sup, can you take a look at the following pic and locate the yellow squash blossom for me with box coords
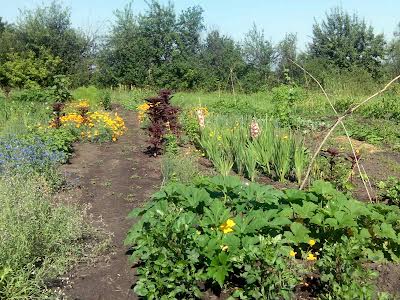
[289,250,297,257]
[306,253,317,261]
[308,239,316,246]
[220,219,236,234]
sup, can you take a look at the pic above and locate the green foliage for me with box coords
[161,151,203,184]
[100,90,112,110]
[10,87,54,103]
[33,127,76,154]
[0,98,51,136]
[164,133,179,155]
[0,174,87,299]
[126,176,400,298]
[16,1,91,86]
[345,116,400,149]
[51,75,72,102]
[271,85,305,126]
[198,115,308,183]
[309,7,386,78]
[0,48,61,88]
[316,237,379,299]
[72,86,102,107]
[378,177,400,205]
[98,1,205,89]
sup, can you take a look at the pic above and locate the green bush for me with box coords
[125,176,400,299]
[271,85,306,126]
[50,75,72,103]
[100,90,112,110]
[0,175,87,299]
[378,177,400,205]
[10,88,54,103]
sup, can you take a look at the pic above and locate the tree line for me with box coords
[1,1,400,92]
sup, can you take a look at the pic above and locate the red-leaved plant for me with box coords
[51,102,65,128]
[145,89,180,155]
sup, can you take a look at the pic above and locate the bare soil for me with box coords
[60,107,161,300]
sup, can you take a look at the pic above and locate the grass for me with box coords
[0,174,99,299]
[0,99,51,136]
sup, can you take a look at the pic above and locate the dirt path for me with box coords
[61,107,161,300]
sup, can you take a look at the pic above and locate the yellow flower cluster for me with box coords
[74,99,90,109]
[60,113,85,128]
[192,106,209,117]
[220,219,236,234]
[52,110,126,142]
[88,111,127,141]
[137,102,150,122]
[289,239,318,260]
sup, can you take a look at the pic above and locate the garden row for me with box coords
[0,89,127,299]
[124,89,400,299]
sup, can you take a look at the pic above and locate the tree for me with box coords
[0,48,61,88]
[176,6,204,57]
[241,24,274,90]
[275,33,298,83]
[97,2,148,86]
[15,1,91,85]
[98,1,206,89]
[201,30,244,90]
[387,23,400,76]
[309,7,386,78]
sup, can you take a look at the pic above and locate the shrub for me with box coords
[50,75,72,103]
[101,90,112,110]
[11,88,54,103]
[378,177,400,205]
[145,89,181,154]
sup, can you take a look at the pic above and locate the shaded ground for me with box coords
[61,107,161,300]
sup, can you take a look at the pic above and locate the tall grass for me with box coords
[0,175,90,299]
[0,99,51,136]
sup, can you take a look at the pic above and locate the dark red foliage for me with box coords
[78,106,89,123]
[145,89,180,155]
[326,147,340,157]
[52,102,65,128]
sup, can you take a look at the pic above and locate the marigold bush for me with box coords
[50,100,127,142]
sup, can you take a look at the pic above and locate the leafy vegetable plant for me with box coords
[126,176,400,299]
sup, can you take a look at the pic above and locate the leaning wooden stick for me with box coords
[289,59,372,201]
[289,59,400,198]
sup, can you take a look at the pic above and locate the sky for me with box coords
[1,0,399,49]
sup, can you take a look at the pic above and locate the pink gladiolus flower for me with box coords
[250,119,260,138]
[196,109,205,129]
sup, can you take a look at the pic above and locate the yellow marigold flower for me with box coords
[306,253,317,261]
[112,137,117,142]
[289,250,297,257]
[76,100,90,109]
[220,219,235,234]
[308,239,316,246]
